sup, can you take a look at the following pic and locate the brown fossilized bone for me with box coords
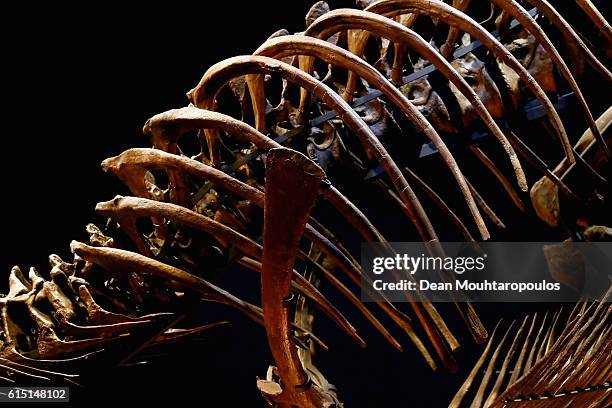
[190,50,480,361]
[531,106,612,228]
[1,1,610,407]
[257,148,339,407]
[142,107,413,252]
[451,292,612,407]
[140,108,392,265]
[101,146,421,354]
[138,110,461,367]
[523,0,612,80]
[252,34,490,238]
[303,13,528,219]
[488,0,609,158]
[304,9,527,191]
[189,55,439,242]
[363,0,575,163]
[94,195,364,346]
[576,0,612,46]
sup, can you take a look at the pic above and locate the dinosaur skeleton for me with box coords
[451,291,611,408]
[1,1,610,407]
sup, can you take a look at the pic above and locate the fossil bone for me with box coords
[304,9,528,191]
[253,34,490,238]
[259,148,338,408]
[363,0,575,163]
[189,55,439,242]
[531,106,612,227]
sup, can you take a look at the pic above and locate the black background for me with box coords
[1,1,609,406]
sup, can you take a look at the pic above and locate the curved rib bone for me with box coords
[143,106,278,192]
[70,241,265,326]
[139,107,402,249]
[523,0,612,81]
[575,0,612,44]
[102,146,264,207]
[488,0,609,158]
[189,56,438,242]
[363,0,574,163]
[129,115,473,366]
[95,195,262,259]
[304,10,528,191]
[401,168,477,242]
[94,195,363,346]
[253,34,489,238]
[102,147,414,350]
[468,144,526,212]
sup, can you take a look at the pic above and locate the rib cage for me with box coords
[0,1,610,407]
